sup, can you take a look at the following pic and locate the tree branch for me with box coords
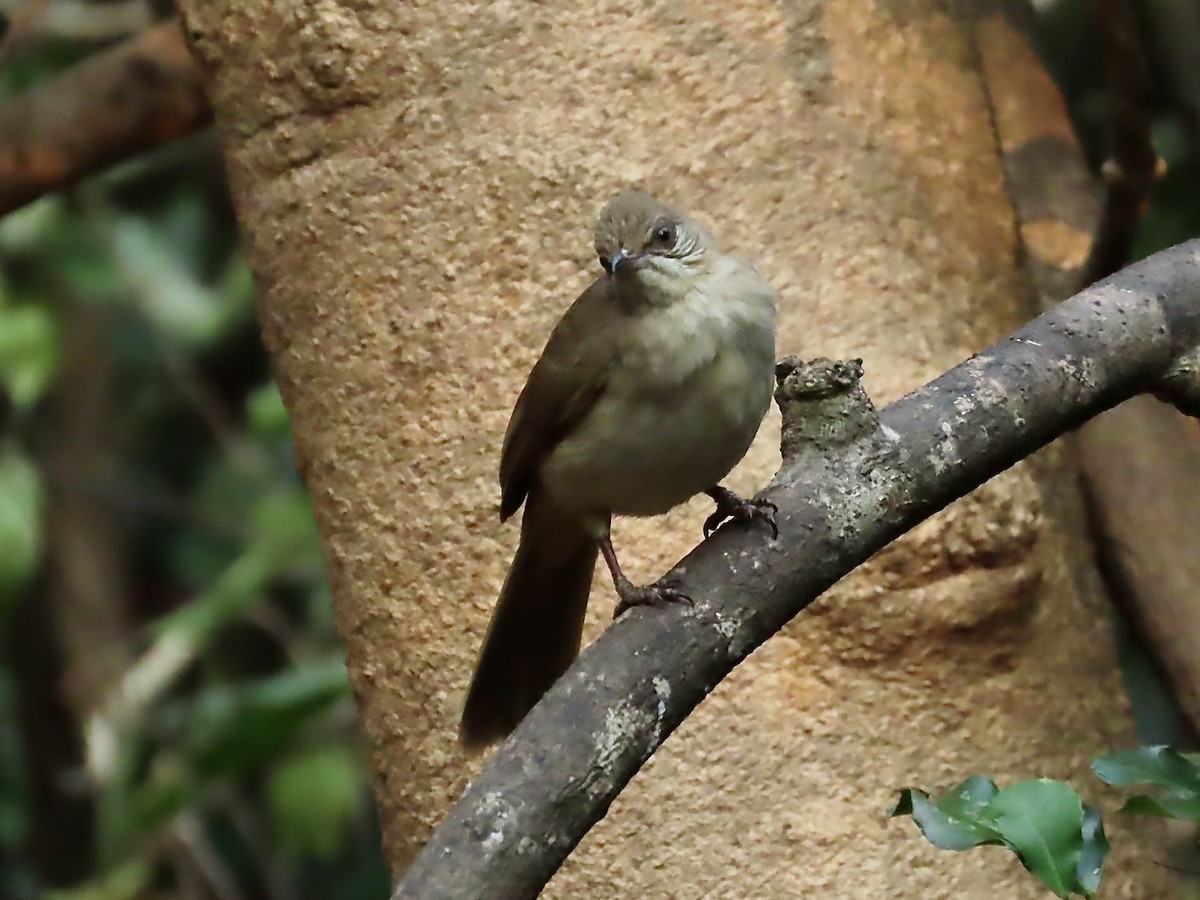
[0,19,211,215]
[391,240,1200,899]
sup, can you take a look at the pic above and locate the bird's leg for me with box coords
[702,485,778,539]
[594,525,691,619]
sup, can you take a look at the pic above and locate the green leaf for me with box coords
[892,777,1104,898]
[935,774,1000,821]
[990,779,1087,898]
[1075,806,1108,894]
[1117,793,1200,821]
[0,444,43,606]
[889,777,1003,851]
[268,746,364,861]
[0,304,58,409]
[1092,746,1200,794]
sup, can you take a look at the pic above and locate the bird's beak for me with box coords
[609,248,638,276]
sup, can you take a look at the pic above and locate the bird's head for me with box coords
[592,190,716,303]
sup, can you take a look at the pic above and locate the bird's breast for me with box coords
[541,270,776,518]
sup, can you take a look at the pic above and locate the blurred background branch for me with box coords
[0,19,211,216]
[1079,0,1160,285]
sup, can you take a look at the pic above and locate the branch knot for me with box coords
[1155,344,1200,418]
[774,356,879,461]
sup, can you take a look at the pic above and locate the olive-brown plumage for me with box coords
[460,191,778,748]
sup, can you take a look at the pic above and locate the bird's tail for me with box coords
[459,491,597,749]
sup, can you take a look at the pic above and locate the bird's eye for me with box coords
[599,255,612,274]
[654,225,675,245]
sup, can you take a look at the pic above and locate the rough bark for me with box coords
[177,0,1181,896]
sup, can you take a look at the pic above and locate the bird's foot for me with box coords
[703,486,778,539]
[612,578,692,619]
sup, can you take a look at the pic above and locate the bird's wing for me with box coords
[499,277,619,520]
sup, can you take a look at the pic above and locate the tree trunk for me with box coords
[177,0,1174,895]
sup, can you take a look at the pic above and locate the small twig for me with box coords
[1080,0,1160,286]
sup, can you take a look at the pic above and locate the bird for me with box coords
[459,189,778,749]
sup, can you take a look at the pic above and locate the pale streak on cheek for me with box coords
[636,255,706,301]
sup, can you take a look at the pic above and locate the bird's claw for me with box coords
[703,493,778,539]
[613,581,693,619]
